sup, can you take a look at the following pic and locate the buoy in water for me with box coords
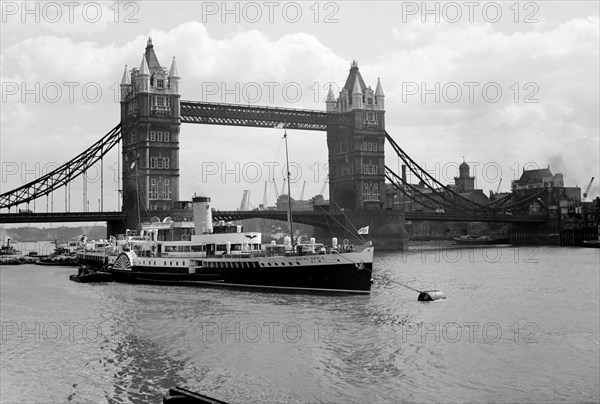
[417,290,446,301]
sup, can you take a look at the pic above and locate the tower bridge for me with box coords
[0,39,551,250]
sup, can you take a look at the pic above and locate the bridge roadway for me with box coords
[0,210,548,226]
[180,100,354,131]
[0,211,126,224]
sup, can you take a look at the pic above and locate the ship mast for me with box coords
[283,129,294,246]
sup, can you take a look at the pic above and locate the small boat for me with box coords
[0,237,20,256]
[453,235,509,245]
[36,242,79,266]
[69,266,115,283]
[36,256,79,266]
[163,386,230,403]
[582,240,600,248]
[0,257,24,265]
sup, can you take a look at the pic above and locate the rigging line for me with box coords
[312,206,362,244]
[139,179,153,222]
[327,197,367,244]
[399,283,423,293]
[268,132,285,203]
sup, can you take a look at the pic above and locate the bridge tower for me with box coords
[326,61,386,210]
[326,62,407,250]
[119,38,181,229]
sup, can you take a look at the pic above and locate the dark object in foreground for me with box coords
[418,290,446,301]
[582,240,600,248]
[163,387,230,403]
[69,266,115,283]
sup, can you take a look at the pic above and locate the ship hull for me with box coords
[106,261,373,294]
[76,251,108,269]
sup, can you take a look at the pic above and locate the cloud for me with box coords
[379,16,599,192]
[1,10,599,210]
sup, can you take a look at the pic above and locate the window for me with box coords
[151,178,172,200]
[127,100,137,115]
[149,131,170,142]
[362,141,377,152]
[363,181,380,201]
[150,157,170,169]
[157,180,164,199]
[157,78,164,89]
[149,179,158,200]
[364,161,378,175]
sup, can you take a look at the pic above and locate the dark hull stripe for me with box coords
[106,262,372,293]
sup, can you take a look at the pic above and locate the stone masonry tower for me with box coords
[119,38,181,229]
[326,61,385,210]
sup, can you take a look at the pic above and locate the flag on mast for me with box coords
[357,226,369,235]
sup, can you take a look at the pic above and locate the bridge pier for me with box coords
[107,219,126,239]
[343,210,409,251]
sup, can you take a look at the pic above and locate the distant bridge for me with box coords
[0,209,548,227]
[0,211,125,224]
[213,210,549,225]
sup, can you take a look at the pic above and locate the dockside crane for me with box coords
[272,178,279,200]
[280,178,287,197]
[319,175,329,197]
[490,178,503,199]
[239,190,250,211]
[260,180,268,210]
[583,177,595,201]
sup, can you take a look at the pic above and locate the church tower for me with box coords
[454,159,475,193]
[119,38,181,228]
[326,61,386,210]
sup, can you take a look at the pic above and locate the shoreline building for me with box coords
[447,160,489,205]
[511,167,581,218]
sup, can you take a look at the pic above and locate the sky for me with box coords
[1,0,599,217]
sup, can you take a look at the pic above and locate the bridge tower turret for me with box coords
[326,61,386,210]
[119,38,181,229]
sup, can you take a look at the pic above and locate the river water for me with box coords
[1,246,599,403]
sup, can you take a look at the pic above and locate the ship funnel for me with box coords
[193,196,213,234]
